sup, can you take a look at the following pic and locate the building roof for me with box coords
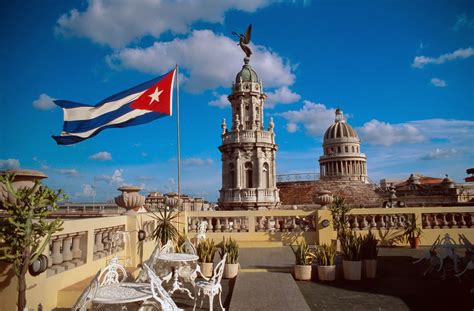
[235,58,260,83]
[323,109,359,141]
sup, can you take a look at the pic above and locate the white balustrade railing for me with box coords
[222,130,274,145]
[93,225,126,260]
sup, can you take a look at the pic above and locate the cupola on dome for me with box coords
[323,109,359,141]
[235,57,260,83]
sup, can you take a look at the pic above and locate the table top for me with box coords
[158,253,199,262]
[92,282,153,304]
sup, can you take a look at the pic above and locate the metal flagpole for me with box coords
[176,64,181,212]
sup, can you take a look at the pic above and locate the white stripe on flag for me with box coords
[60,108,152,138]
[64,91,145,121]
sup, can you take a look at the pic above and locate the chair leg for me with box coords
[193,288,199,311]
[218,289,225,311]
[209,294,214,311]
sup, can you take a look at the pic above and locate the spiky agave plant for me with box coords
[150,207,181,246]
[361,231,379,260]
[340,229,362,261]
[292,240,315,265]
[197,238,217,263]
[315,243,336,266]
[219,237,239,264]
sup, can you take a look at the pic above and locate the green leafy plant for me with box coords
[291,240,315,265]
[360,231,379,260]
[377,228,404,247]
[149,207,181,245]
[403,217,422,243]
[218,237,239,264]
[0,173,65,311]
[315,243,336,266]
[197,238,217,263]
[328,196,352,239]
[340,230,362,261]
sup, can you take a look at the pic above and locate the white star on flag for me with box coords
[148,87,163,105]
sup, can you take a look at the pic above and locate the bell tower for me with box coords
[218,57,280,210]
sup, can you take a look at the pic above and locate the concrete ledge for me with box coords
[229,272,310,311]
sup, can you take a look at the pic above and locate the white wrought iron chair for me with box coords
[194,253,227,311]
[98,256,128,286]
[72,270,101,311]
[144,263,183,311]
[178,238,207,287]
[136,241,164,283]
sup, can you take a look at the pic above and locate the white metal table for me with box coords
[157,252,199,299]
[92,282,152,310]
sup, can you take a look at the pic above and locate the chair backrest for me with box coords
[181,238,197,255]
[98,256,128,286]
[160,240,175,255]
[211,253,227,285]
[143,263,181,311]
[136,241,162,282]
[72,270,100,311]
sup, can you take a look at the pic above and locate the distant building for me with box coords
[218,57,280,210]
[465,168,474,183]
[319,109,368,183]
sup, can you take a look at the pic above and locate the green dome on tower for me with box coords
[235,57,260,83]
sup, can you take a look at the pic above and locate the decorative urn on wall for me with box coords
[313,190,334,210]
[115,186,146,215]
[0,169,48,208]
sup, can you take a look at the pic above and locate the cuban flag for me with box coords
[52,68,176,145]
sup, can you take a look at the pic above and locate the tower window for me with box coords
[337,147,341,153]
[345,146,348,153]
[263,163,270,188]
[352,146,355,152]
[244,162,253,188]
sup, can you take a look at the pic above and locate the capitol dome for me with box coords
[319,109,368,183]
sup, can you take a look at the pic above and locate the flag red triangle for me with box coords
[130,69,175,115]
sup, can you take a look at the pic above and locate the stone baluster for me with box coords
[360,215,368,230]
[241,217,249,232]
[378,215,386,229]
[441,214,448,228]
[448,214,456,228]
[50,237,65,274]
[207,218,214,232]
[233,218,239,232]
[257,216,265,232]
[469,213,474,227]
[432,214,440,229]
[275,217,281,232]
[459,213,467,228]
[369,215,377,229]
[387,215,395,229]
[422,214,431,229]
[61,235,74,270]
[223,218,230,232]
[352,216,360,231]
[215,218,222,232]
[191,218,197,232]
[71,233,84,266]
[94,230,104,260]
[291,217,298,232]
[267,216,276,232]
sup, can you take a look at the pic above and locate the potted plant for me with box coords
[291,240,315,281]
[404,218,422,249]
[361,231,379,278]
[149,207,181,246]
[219,237,239,278]
[197,238,216,278]
[315,243,336,281]
[340,230,362,280]
[329,196,352,251]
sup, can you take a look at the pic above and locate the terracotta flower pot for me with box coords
[409,237,420,249]
[317,265,336,281]
[200,262,214,278]
[223,263,239,279]
[294,265,312,281]
[343,260,362,280]
[364,259,377,278]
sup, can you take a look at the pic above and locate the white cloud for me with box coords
[430,78,447,87]
[286,123,298,133]
[32,157,50,170]
[107,30,295,93]
[81,184,96,197]
[55,168,79,177]
[32,93,56,110]
[358,120,425,146]
[0,159,20,170]
[266,86,301,108]
[412,47,474,68]
[96,169,124,185]
[182,158,213,166]
[453,14,474,31]
[56,0,270,48]
[208,93,230,109]
[277,100,336,137]
[421,148,458,160]
[89,151,112,161]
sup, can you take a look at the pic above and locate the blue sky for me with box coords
[1,0,473,202]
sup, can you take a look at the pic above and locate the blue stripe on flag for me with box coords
[52,111,167,145]
[61,102,135,133]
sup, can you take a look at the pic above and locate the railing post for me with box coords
[316,209,333,245]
